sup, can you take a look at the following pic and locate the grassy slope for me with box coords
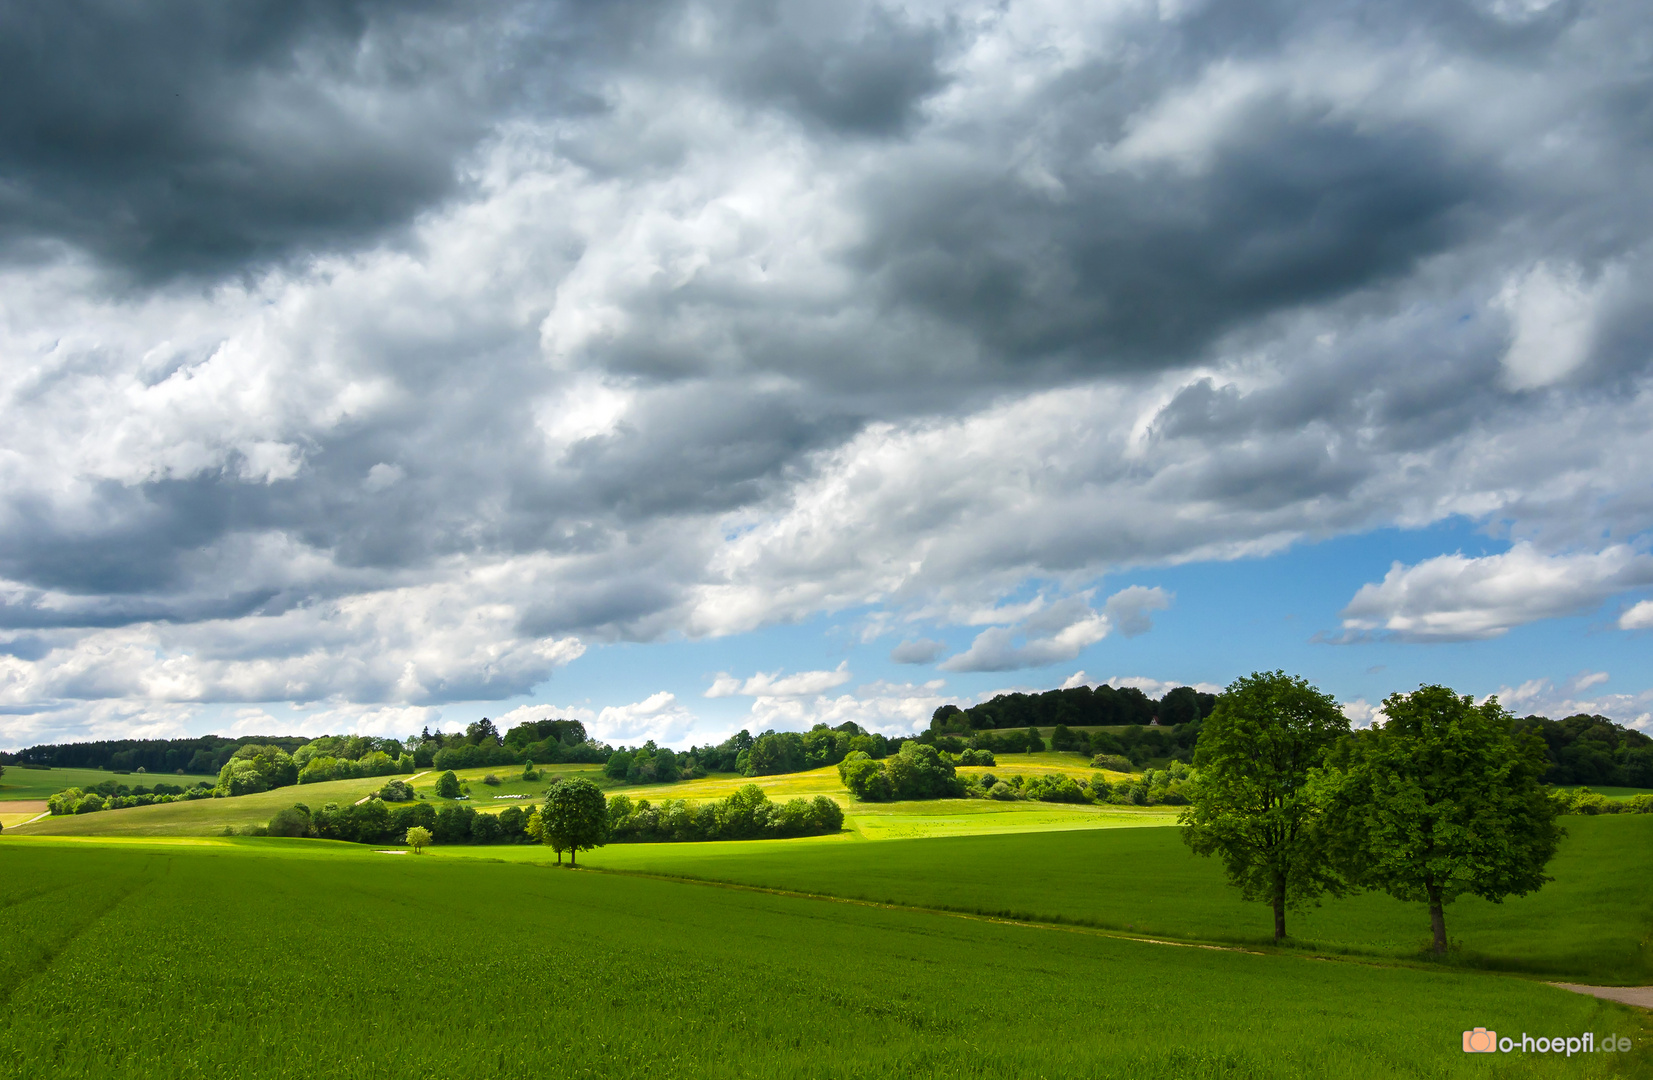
[0,836,1642,1080]
[523,814,1653,983]
[0,766,215,800]
[9,774,391,836]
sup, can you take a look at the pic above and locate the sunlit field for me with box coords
[0,836,1643,1080]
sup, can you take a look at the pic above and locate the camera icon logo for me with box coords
[1463,1028,1497,1053]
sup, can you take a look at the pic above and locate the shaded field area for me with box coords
[511,815,1653,984]
[0,837,1644,1080]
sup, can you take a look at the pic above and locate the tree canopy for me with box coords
[1179,671,1349,942]
[1319,685,1563,955]
[542,777,609,866]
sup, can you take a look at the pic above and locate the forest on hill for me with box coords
[6,683,1650,796]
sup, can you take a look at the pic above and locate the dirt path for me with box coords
[354,772,429,805]
[1551,983,1653,1010]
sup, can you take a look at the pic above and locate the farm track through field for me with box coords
[581,863,1279,957]
[1550,983,1653,1010]
[582,862,1653,996]
[354,771,428,804]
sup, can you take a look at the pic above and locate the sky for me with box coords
[2,0,1652,752]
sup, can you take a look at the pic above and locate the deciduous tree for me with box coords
[1180,671,1348,942]
[1319,686,1562,956]
[542,777,608,866]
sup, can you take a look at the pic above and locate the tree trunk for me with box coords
[1273,877,1287,942]
[570,848,577,868]
[1427,884,1447,956]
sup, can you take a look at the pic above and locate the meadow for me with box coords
[423,813,1653,984]
[9,772,392,837]
[0,765,215,801]
[0,835,1644,1080]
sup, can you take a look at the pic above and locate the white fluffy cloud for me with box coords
[1487,673,1652,731]
[744,680,952,737]
[706,662,853,698]
[1340,544,1653,641]
[938,589,1170,672]
[1618,600,1653,630]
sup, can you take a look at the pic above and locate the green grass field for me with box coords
[0,836,1643,1080]
[0,765,215,801]
[416,814,1653,984]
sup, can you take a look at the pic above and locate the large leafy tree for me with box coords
[1320,686,1562,956]
[542,778,609,866]
[1180,671,1349,941]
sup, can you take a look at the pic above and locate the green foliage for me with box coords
[1021,774,1088,803]
[743,731,806,776]
[405,825,432,853]
[215,744,298,796]
[841,741,963,803]
[1091,753,1132,772]
[434,771,461,799]
[376,779,415,802]
[1181,671,1349,941]
[45,778,216,816]
[1320,686,1564,956]
[267,806,312,837]
[1513,712,1653,787]
[837,751,892,801]
[608,786,843,842]
[542,777,609,865]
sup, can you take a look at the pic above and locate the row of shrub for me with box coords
[976,764,1192,806]
[264,799,538,845]
[262,781,844,847]
[1555,788,1653,815]
[607,786,844,842]
[47,781,215,815]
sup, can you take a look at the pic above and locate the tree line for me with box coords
[259,776,843,851]
[930,684,1218,732]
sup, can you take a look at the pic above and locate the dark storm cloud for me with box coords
[0,0,661,280]
[722,3,949,136]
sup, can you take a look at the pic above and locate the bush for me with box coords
[1023,774,1089,803]
[377,779,416,802]
[267,806,313,837]
[608,786,843,843]
[435,771,461,799]
[987,781,1018,801]
[1091,754,1132,772]
[482,774,502,786]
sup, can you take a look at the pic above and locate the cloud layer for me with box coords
[3,0,1653,741]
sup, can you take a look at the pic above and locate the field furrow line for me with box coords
[582,864,1271,957]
